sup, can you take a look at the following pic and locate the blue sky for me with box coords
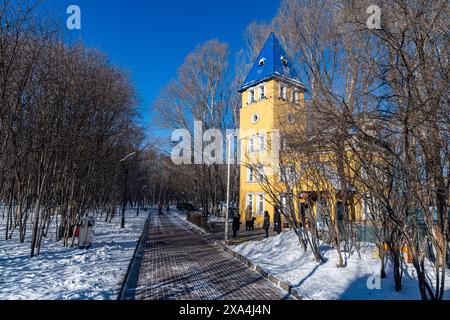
[44,0,280,136]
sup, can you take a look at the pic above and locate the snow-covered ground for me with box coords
[171,210,211,235]
[0,209,147,300]
[232,231,450,300]
[207,215,226,222]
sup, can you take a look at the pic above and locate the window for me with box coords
[256,193,265,215]
[287,113,295,124]
[251,113,260,124]
[259,58,266,66]
[257,134,265,151]
[336,201,344,220]
[363,195,372,221]
[316,200,328,223]
[280,193,293,217]
[293,91,300,104]
[248,136,255,153]
[248,89,256,104]
[281,136,289,150]
[281,165,296,183]
[281,56,288,66]
[255,164,265,183]
[247,167,255,182]
[246,193,254,209]
[258,84,266,99]
[280,194,287,209]
[300,202,308,219]
[280,85,288,100]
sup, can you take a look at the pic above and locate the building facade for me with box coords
[239,33,306,226]
[238,32,365,227]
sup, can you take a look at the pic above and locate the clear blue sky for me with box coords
[44,0,280,135]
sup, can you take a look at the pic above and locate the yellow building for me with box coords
[238,33,365,226]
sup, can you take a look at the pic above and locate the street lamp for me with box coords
[120,152,137,228]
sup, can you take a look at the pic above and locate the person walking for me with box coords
[245,205,253,231]
[263,211,271,238]
[273,206,282,235]
[158,203,163,215]
[232,213,241,238]
[166,205,170,214]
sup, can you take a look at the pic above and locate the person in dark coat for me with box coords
[263,211,270,238]
[232,213,241,238]
[166,206,170,214]
[250,217,256,230]
[245,205,253,231]
[273,206,282,235]
[158,203,163,215]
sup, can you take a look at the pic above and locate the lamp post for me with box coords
[120,152,136,229]
[225,134,232,242]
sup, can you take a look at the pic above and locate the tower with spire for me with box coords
[238,32,306,226]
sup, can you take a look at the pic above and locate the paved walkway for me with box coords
[206,221,277,245]
[121,212,291,300]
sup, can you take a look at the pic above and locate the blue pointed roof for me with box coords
[239,32,304,92]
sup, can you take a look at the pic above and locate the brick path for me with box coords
[121,212,291,300]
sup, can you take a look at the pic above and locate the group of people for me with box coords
[232,205,282,239]
[158,204,170,215]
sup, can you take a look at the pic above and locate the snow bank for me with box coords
[232,231,450,300]
[0,209,147,300]
[171,210,210,235]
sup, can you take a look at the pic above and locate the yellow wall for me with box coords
[239,79,306,225]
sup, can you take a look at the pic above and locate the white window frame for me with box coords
[256,193,265,215]
[280,194,288,211]
[248,136,255,153]
[279,192,294,217]
[279,84,288,100]
[246,193,254,209]
[363,194,371,221]
[316,200,328,223]
[281,164,296,184]
[257,134,265,151]
[293,91,300,104]
[255,164,265,183]
[258,84,266,100]
[248,89,256,104]
[247,167,255,182]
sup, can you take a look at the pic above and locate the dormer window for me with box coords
[281,56,288,66]
[259,58,266,66]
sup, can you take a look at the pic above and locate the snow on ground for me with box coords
[171,210,211,235]
[207,215,226,222]
[0,209,147,300]
[232,231,450,300]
